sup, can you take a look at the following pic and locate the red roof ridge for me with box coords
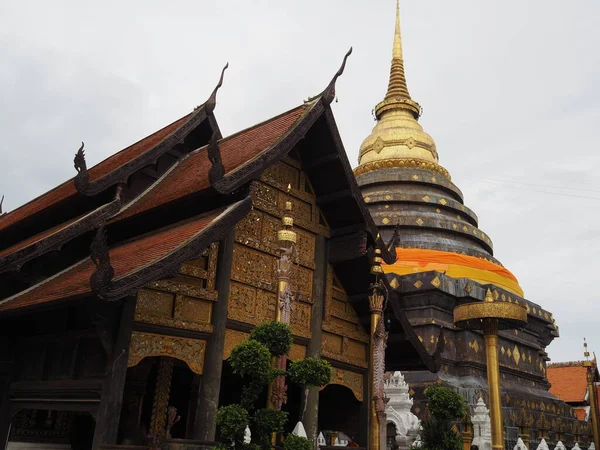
[548,361,587,368]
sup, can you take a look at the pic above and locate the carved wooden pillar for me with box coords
[185,375,201,438]
[193,230,235,440]
[92,296,137,450]
[302,236,327,446]
[150,357,175,436]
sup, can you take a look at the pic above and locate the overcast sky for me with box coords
[1,1,599,363]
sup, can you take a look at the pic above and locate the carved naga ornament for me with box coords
[321,47,353,105]
[373,314,389,421]
[73,142,89,192]
[90,225,115,299]
[204,62,229,114]
[207,131,224,185]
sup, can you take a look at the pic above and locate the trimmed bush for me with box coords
[420,385,467,450]
[283,434,312,450]
[216,404,249,448]
[250,322,293,357]
[230,339,272,380]
[288,358,332,387]
[252,408,288,449]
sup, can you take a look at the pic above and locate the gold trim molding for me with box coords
[354,158,451,180]
[128,331,206,374]
[320,367,364,401]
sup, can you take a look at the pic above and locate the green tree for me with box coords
[216,322,333,450]
[420,385,467,450]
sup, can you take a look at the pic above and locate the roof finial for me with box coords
[374,0,420,120]
[393,0,403,60]
[585,337,591,360]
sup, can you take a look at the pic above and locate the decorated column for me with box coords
[369,248,388,450]
[454,289,527,450]
[268,185,298,410]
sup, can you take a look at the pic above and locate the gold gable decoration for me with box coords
[128,331,206,374]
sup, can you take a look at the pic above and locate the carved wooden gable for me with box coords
[229,158,327,340]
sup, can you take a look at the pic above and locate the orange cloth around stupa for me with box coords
[384,248,524,297]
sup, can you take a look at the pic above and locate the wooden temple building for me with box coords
[0,49,441,448]
[0,2,595,450]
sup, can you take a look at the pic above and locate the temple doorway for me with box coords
[318,384,361,445]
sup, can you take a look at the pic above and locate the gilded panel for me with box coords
[253,181,279,209]
[231,244,275,291]
[260,161,300,191]
[260,212,283,254]
[235,209,263,249]
[177,242,218,290]
[296,228,316,269]
[256,289,278,323]
[228,283,278,326]
[177,295,212,324]
[278,192,312,225]
[223,329,250,360]
[128,331,205,374]
[320,368,364,402]
[322,332,343,355]
[137,289,174,317]
[346,338,368,362]
[289,343,306,362]
[290,301,312,338]
[228,282,257,322]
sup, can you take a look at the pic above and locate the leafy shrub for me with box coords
[283,434,312,450]
[250,322,293,357]
[252,408,289,449]
[230,340,272,380]
[425,385,467,422]
[288,358,332,387]
[216,404,249,448]
[420,385,467,450]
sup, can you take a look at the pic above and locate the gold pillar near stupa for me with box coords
[368,249,385,450]
[583,339,600,449]
[454,290,527,450]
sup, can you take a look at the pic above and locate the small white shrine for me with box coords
[384,371,421,450]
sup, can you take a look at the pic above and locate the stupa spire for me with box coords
[375,0,420,120]
[384,0,410,101]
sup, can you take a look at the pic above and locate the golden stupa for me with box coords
[355,0,523,297]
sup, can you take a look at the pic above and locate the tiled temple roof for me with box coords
[0,200,250,312]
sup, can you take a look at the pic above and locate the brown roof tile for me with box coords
[547,364,588,403]
[0,207,223,313]
[0,114,191,233]
[115,105,306,221]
